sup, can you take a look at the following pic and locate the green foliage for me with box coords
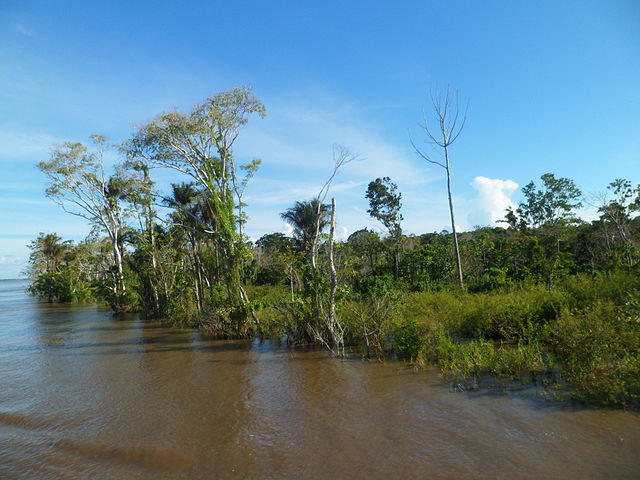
[491,341,548,380]
[37,136,140,309]
[393,318,427,361]
[34,106,640,409]
[27,234,99,303]
[438,337,496,381]
[28,269,93,303]
[253,262,288,286]
[462,288,565,340]
[126,87,266,323]
[354,274,396,299]
[560,271,640,309]
[400,239,454,290]
[550,301,640,407]
[252,232,297,286]
[507,173,582,230]
[365,177,402,236]
[27,233,73,276]
[280,199,330,252]
[346,229,384,275]
[471,267,510,292]
[397,286,565,341]
[390,272,639,406]
[255,232,295,253]
[438,337,550,385]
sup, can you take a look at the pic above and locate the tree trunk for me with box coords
[394,236,401,280]
[111,233,126,309]
[327,198,342,355]
[309,199,323,326]
[444,147,464,292]
[146,201,161,314]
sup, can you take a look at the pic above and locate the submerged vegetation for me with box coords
[27,88,640,408]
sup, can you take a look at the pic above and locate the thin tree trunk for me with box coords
[394,237,401,280]
[328,198,341,354]
[111,236,126,310]
[146,202,160,314]
[310,199,323,325]
[444,148,464,291]
[239,284,261,335]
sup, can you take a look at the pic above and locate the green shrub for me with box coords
[343,293,399,360]
[393,318,427,361]
[550,301,640,407]
[437,337,551,385]
[438,337,495,381]
[448,287,566,341]
[29,269,94,303]
[29,272,73,302]
[472,267,511,292]
[354,274,396,299]
[491,341,549,381]
[560,271,640,310]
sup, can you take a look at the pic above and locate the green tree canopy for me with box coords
[506,173,582,230]
[280,199,330,252]
[365,177,403,237]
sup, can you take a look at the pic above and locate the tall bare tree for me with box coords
[310,145,356,273]
[309,145,357,355]
[411,87,468,291]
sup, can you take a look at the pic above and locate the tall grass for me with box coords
[246,272,639,407]
[393,271,640,407]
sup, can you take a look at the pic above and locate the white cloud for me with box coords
[230,94,453,239]
[336,226,349,241]
[281,223,293,237]
[0,255,23,265]
[576,205,599,223]
[15,23,33,37]
[235,96,437,189]
[469,176,518,226]
[0,128,61,160]
[0,198,50,206]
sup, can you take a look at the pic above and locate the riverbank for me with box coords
[250,271,640,408]
[22,269,640,408]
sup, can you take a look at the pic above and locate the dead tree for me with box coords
[411,87,468,291]
[327,197,343,354]
[309,144,356,355]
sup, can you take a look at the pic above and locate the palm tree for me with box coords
[165,182,210,311]
[28,233,72,275]
[280,199,330,252]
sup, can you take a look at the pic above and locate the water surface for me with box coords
[1,279,638,479]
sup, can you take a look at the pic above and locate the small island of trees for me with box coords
[27,88,640,408]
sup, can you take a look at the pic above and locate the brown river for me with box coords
[1,279,639,479]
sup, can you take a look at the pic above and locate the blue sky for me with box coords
[1,0,639,278]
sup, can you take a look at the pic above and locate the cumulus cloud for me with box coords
[470,176,518,226]
[281,223,294,237]
[336,226,350,242]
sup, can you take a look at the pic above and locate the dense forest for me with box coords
[27,88,640,407]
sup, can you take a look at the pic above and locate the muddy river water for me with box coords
[1,279,639,479]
